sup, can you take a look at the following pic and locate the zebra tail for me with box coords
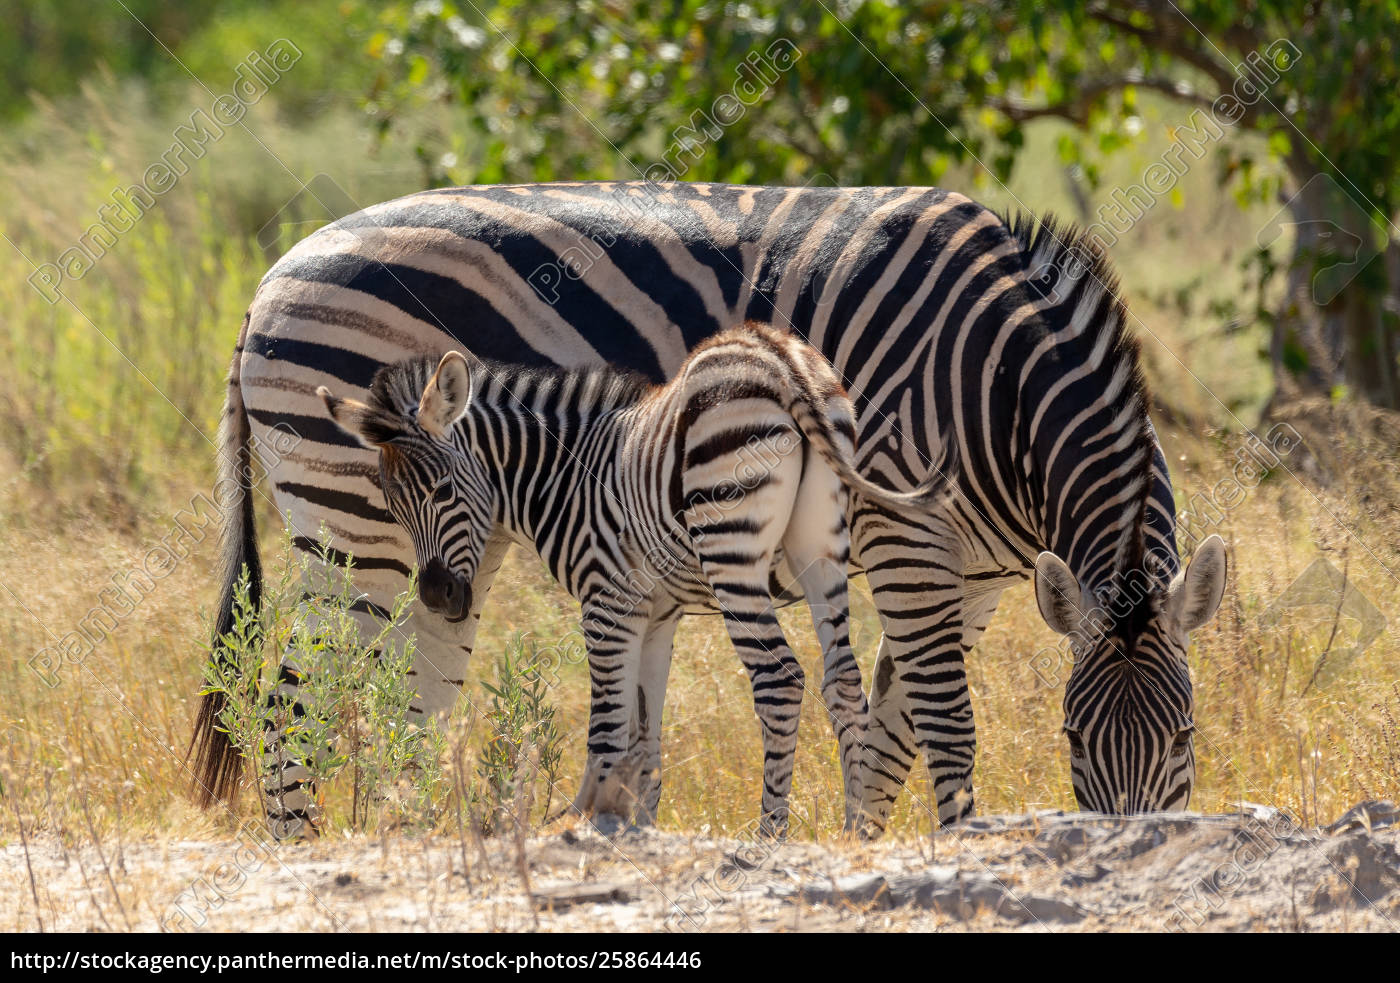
[190,312,263,809]
[786,373,954,515]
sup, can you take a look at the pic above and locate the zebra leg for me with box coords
[782,473,868,832]
[706,579,806,839]
[259,599,388,840]
[261,643,319,840]
[572,599,645,821]
[852,510,975,831]
[792,559,867,833]
[860,633,913,832]
[856,585,1002,840]
[628,612,680,825]
[859,583,1005,834]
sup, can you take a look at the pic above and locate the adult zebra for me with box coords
[193,181,1227,835]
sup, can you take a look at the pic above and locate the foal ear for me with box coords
[319,387,393,449]
[417,351,474,437]
[1034,551,1085,636]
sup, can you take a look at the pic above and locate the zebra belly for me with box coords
[646,549,803,617]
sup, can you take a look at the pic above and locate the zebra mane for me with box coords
[364,353,655,432]
[1000,210,1159,588]
[355,355,441,442]
[471,358,656,414]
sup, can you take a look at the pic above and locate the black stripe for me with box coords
[276,481,396,525]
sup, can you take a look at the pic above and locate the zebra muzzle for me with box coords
[419,557,472,622]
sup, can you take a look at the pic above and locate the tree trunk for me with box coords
[1269,167,1399,410]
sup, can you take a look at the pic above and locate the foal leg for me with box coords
[572,598,644,821]
[627,611,679,824]
[698,571,804,838]
[782,465,868,832]
[688,480,807,832]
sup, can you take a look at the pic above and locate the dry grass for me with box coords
[1,87,1397,862]
[3,408,1397,847]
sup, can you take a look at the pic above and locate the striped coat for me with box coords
[320,323,945,832]
[196,182,1225,834]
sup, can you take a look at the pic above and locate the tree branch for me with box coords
[1087,2,1279,129]
[1088,3,1238,91]
[989,73,1213,124]
[783,109,838,169]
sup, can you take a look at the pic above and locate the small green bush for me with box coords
[203,528,444,834]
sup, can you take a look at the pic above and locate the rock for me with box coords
[1309,832,1400,912]
[1061,863,1112,888]
[794,867,1088,924]
[1324,801,1400,835]
[1090,816,1211,860]
[891,870,1089,924]
[1028,824,1100,864]
[1017,893,1095,923]
[954,811,1075,836]
[795,873,894,907]
[531,880,639,912]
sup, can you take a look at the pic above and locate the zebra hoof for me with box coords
[853,812,887,842]
[268,812,319,841]
[757,814,790,841]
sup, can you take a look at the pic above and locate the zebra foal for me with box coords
[319,321,944,833]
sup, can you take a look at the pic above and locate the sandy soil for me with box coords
[4,802,1398,933]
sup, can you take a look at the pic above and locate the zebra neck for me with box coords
[1012,348,1154,599]
[1001,211,1181,600]
[1025,406,1179,602]
[466,390,626,591]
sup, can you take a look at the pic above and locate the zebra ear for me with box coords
[417,351,474,437]
[318,387,394,449]
[1034,551,1085,636]
[1171,534,1228,632]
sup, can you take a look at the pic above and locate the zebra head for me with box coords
[319,352,495,623]
[1033,534,1227,814]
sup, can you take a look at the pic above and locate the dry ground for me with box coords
[4,803,1398,933]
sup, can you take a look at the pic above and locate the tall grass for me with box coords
[0,84,1396,851]
[0,76,446,515]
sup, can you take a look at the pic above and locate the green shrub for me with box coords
[473,635,564,837]
[203,528,445,834]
